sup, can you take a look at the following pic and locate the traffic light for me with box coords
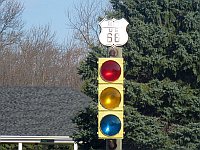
[98,58,124,139]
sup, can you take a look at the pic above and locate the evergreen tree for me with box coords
[73,0,200,149]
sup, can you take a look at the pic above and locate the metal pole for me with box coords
[106,139,122,150]
[116,139,122,150]
[108,47,122,58]
[106,46,123,150]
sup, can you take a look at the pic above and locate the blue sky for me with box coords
[19,0,109,44]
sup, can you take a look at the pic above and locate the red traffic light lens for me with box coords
[100,60,121,82]
[100,87,121,110]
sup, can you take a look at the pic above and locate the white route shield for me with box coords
[99,18,129,46]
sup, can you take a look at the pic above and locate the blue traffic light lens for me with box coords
[100,115,121,136]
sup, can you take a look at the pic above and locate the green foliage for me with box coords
[73,0,200,149]
[0,144,73,150]
[0,144,18,150]
[72,103,106,150]
[125,79,200,124]
[169,123,200,149]
[78,46,107,102]
[124,106,169,149]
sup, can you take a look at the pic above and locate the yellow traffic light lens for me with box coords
[100,87,121,109]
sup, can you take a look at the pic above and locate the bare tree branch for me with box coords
[0,0,23,49]
[66,0,110,49]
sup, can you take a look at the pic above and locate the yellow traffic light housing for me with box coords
[98,58,124,139]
